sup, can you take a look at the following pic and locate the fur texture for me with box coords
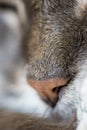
[1,0,87,130]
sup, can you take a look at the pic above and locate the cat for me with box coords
[0,0,87,130]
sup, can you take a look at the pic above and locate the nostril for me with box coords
[52,85,67,94]
[52,87,60,93]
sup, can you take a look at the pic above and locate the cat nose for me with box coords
[28,78,69,105]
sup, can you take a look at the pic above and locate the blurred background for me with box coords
[0,0,50,117]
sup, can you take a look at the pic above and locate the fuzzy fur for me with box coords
[1,1,87,130]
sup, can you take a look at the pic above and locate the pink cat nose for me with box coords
[28,78,69,105]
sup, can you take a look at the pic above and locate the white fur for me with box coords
[76,0,87,8]
[76,115,87,130]
[76,65,87,130]
[75,0,87,18]
[51,62,87,129]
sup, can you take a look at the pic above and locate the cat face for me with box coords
[25,0,87,118]
[1,0,87,121]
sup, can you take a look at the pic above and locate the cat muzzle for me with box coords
[28,78,69,107]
